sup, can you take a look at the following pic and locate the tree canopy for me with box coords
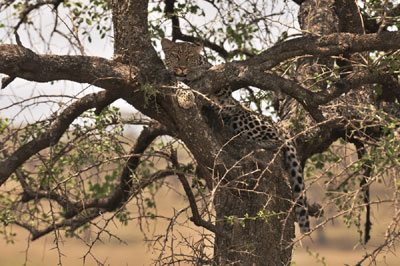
[0,0,400,265]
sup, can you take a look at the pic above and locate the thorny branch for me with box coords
[355,231,400,266]
[11,121,173,240]
[0,90,120,185]
[169,148,230,239]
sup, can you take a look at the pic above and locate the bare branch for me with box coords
[0,44,132,89]
[14,0,65,33]
[354,231,400,266]
[169,149,224,237]
[250,32,400,69]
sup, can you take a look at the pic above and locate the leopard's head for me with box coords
[161,38,203,77]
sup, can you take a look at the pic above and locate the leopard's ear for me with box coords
[161,38,174,49]
[194,45,203,54]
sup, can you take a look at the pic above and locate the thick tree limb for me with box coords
[2,32,399,99]
[335,0,365,34]
[1,32,399,129]
[192,32,400,114]
[243,71,324,121]
[191,64,399,123]
[0,33,398,139]
[112,0,164,70]
[0,44,132,89]
[250,32,400,69]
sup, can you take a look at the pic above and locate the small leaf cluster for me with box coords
[64,0,112,42]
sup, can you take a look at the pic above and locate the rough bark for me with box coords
[212,144,295,265]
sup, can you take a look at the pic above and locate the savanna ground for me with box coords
[1,142,399,266]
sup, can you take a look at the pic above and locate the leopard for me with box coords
[161,38,310,234]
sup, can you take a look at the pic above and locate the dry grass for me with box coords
[1,142,399,265]
[1,179,399,266]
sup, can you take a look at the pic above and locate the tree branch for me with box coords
[189,32,400,118]
[112,0,164,70]
[63,121,170,217]
[353,141,372,244]
[169,148,221,236]
[0,44,132,89]
[243,71,324,121]
[0,90,120,185]
[334,0,365,34]
[314,71,400,105]
[23,208,102,241]
[362,4,400,33]
[249,32,400,69]
[164,0,254,59]
[191,64,399,125]
[14,0,65,32]
[292,0,305,5]
[16,121,172,240]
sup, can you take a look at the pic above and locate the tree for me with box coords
[0,0,400,265]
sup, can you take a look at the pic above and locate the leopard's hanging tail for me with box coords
[283,144,310,234]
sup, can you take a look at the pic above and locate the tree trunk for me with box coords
[213,148,295,265]
[110,1,298,264]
